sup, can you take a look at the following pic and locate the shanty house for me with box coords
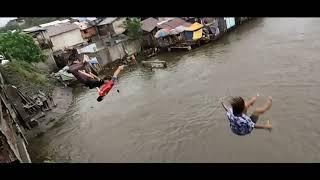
[96,17,126,38]
[45,23,85,52]
[23,27,58,72]
[141,17,160,48]
[155,18,191,48]
[224,17,236,30]
[74,21,97,40]
[156,17,191,30]
[184,22,203,41]
[200,17,221,39]
[23,26,53,50]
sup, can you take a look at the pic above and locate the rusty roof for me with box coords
[74,21,93,30]
[97,17,117,26]
[141,17,160,32]
[157,18,191,30]
[45,23,79,37]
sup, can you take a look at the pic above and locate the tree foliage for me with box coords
[123,18,143,40]
[0,31,47,63]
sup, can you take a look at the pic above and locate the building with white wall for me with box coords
[45,23,84,51]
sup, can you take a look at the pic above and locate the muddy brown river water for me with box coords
[29,18,320,162]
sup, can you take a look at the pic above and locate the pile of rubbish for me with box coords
[4,85,57,129]
[51,66,77,86]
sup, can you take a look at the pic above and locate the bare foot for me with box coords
[266,120,272,132]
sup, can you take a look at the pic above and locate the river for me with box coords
[29,18,320,162]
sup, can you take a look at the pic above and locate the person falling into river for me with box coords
[221,95,273,135]
[96,65,124,102]
[66,48,104,89]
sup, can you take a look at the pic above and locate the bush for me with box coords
[123,18,143,40]
[0,31,47,63]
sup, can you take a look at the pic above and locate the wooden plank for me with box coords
[0,94,2,126]
[141,60,166,64]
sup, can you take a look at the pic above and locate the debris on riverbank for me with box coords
[25,85,73,140]
[0,61,74,140]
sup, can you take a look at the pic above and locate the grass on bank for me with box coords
[5,60,49,85]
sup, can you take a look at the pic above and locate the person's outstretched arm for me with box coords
[221,102,228,112]
[96,87,101,93]
[245,96,257,109]
[112,65,125,78]
[78,70,95,79]
[90,72,100,80]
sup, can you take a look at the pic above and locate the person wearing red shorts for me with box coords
[96,65,125,102]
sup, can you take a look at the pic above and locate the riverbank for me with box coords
[0,62,74,157]
[25,85,74,140]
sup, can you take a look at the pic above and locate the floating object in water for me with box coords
[142,60,167,68]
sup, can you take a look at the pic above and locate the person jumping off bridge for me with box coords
[221,95,273,135]
[67,48,104,89]
[95,65,124,102]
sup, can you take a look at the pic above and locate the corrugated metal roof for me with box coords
[157,18,190,30]
[186,22,203,31]
[74,21,93,30]
[97,17,117,26]
[22,26,46,33]
[182,22,192,27]
[141,17,160,32]
[71,17,97,22]
[39,19,70,28]
[45,23,79,37]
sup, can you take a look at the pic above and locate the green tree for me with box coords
[0,31,47,63]
[123,17,143,40]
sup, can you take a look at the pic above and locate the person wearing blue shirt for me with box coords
[221,96,273,135]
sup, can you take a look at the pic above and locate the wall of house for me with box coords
[95,49,112,66]
[123,40,141,56]
[81,27,97,39]
[34,49,58,73]
[108,43,126,62]
[112,18,126,35]
[142,29,158,49]
[224,17,236,29]
[89,40,141,66]
[218,18,227,33]
[51,29,84,51]
[97,24,113,37]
